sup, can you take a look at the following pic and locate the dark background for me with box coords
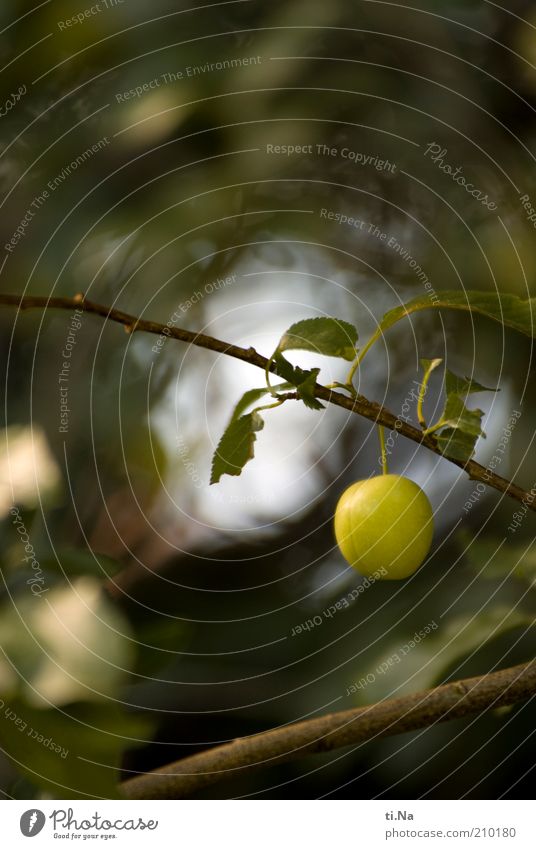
[0,0,535,799]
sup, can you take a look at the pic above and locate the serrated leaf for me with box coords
[445,370,497,397]
[440,392,485,436]
[271,353,323,410]
[277,317,358,361]
[421,360,498,462]
[273,351,301,383]
[210,412,264,484]
[272,352,317,390]
[296,368,324,410]
[432,389,485,461]
[435,427,482,461]
[379,290,536,337]
[230,384,293,422]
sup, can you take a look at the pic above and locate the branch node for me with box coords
[0,292,534,514]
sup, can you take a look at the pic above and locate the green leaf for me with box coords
[431,392,485,461]
[272,351,314,388]
[379,290,536,337]
[439,392,486,437]
[444,370,497,397]
[230,384,293,422]
[277,317,358,361]
[296,368,324,410]
[272,351,303,384]
[435,426,483,462]
[421,362,497,462]
[272,353,323,409]
[210,412,264,484]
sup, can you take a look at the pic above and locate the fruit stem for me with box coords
[264,353,279,398]
[416,381,427,429]
[254,398,286,413]
[422,419,446,436]
[378,424,389,475]
[417,358,442,429]
[345,329,381,388]
[325,381,358,398]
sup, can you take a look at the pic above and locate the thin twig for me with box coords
[121,660,536,798]
[0,292,533,511]
[3,294,535,800]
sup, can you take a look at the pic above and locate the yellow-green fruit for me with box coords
[334,474,434,580]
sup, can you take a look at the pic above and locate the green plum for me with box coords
[334,474,434,579]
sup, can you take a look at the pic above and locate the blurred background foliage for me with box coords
[0,0,535,798]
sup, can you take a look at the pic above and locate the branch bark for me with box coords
[120,660,536,798]
[1,292,533,511]
[3,295,535,799]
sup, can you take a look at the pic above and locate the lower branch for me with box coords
[121,660,536,799]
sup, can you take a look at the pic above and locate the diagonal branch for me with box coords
[0,292,534,511]
[120,660,536,799]
[3,295,535,799]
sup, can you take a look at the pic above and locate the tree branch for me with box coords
[120,660,536,798]
[4,294,535,798]
[1,292,533,511]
